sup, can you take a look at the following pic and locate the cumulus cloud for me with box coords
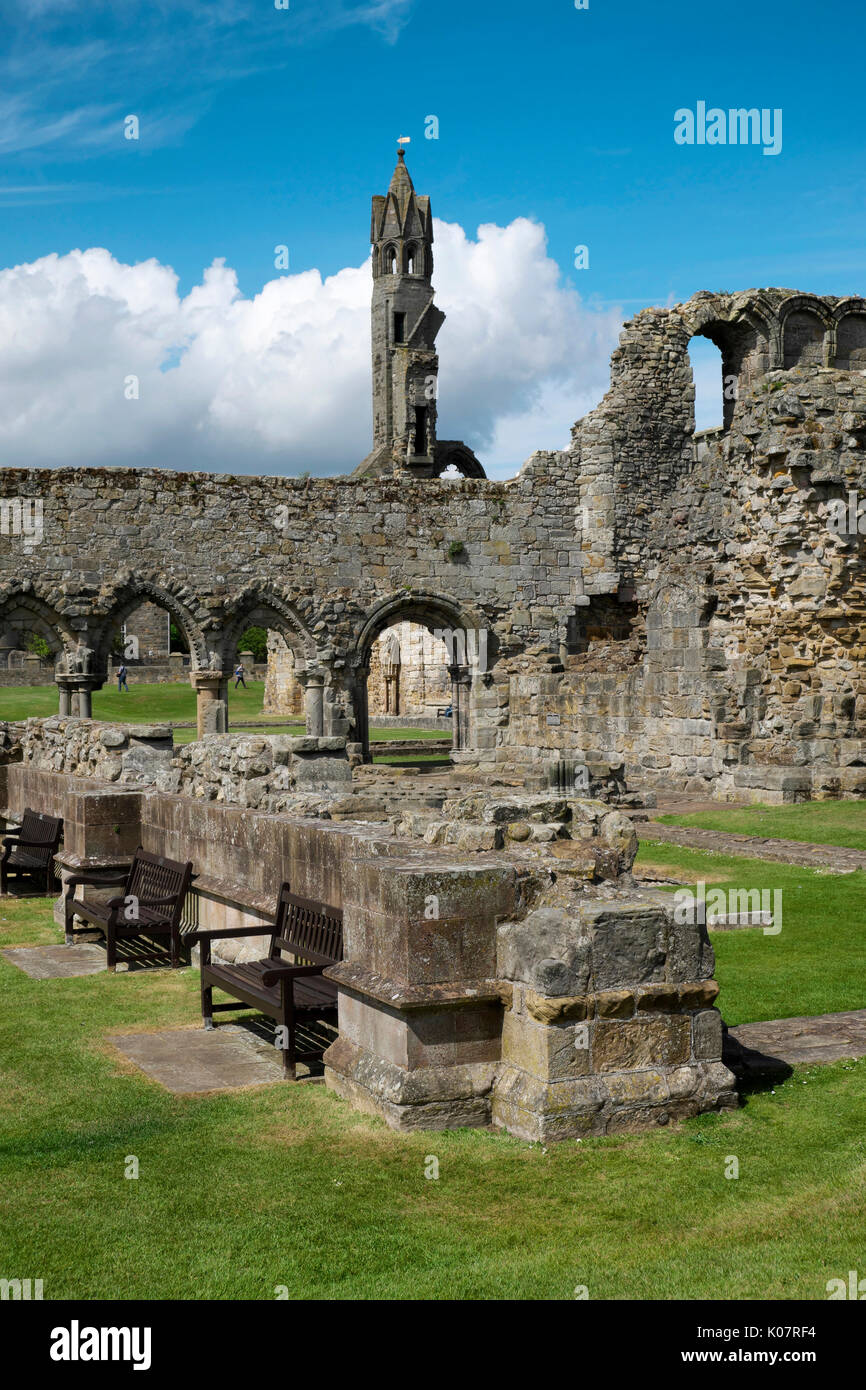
[0,218,623,479]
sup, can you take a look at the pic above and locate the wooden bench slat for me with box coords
[198,881,343,1079]
[65,845,193,971]
[1,809,63,895]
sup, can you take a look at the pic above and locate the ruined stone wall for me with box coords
[366,621,450,715]
[262,632,304,716]
[123,601,170,660]
[2,288,865,799]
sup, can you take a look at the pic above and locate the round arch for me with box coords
[778,294,833,369]
[832,298,866,370]
[351,590,490,758]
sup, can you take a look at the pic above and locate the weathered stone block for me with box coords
[592,1017,691,1072]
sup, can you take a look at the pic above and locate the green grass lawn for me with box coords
[657,799,866,852]
[0,680,271,725]
[1,892,864,1300]
[0,683,447,745]
[635,840,866,1025]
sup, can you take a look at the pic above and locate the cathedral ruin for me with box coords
[1,150,864,1138]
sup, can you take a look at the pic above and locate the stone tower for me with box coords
[354,149,484,479]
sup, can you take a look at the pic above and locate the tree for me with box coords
[24,632,52,659]
[238,626,267,664]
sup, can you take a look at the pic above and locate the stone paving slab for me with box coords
[726,1009,866,1079]
[2,943,108,978]
[106,1024,312,1093]
[638,820,866,873]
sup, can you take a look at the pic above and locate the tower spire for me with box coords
[352,150,485,481]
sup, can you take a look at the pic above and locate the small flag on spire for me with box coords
[397,136,411,145]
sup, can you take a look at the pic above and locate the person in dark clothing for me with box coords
[117,664,129,692]
[234,662,247,689]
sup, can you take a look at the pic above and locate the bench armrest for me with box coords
[2,827,22,838]
[260,961,327,987]
[193,923,275,941]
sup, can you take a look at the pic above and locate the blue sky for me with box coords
[0,0,863,475]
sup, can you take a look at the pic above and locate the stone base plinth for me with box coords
[492,1059,737,1143]
[324,1035,496,1131]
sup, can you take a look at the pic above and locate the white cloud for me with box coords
[0,218,622,478]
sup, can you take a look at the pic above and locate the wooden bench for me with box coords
[64,846,194,971]
[196,882,343,1079]
[1,809,63,895]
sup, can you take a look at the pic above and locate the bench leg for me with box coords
[170,927,180,970]
[280,987,296,1080]
[106,925,117,973]
[201,980,214,1031]
[64,893,76,946]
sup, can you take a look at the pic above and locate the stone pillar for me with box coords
[299,670,325,737]
[448,665,471,750]
[74,684,93,719]
[492,902,737,1141]
[324,858,518,1131]
[56,674,102,718]
[190,672,229,738]
[56,677,73,717]
[355,664,371,762]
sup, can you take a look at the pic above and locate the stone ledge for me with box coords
[325,960,507,1012]
[520,979,720,1025]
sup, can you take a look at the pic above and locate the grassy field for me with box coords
[0,680,270,724]
[657,800,866,852]
[0,683,448,759]
[1,891,864,1301]
[635,840,866,1025]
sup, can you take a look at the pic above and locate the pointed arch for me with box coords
[219,585,319,669]
[91,576,209,670]
[0,583,78,662]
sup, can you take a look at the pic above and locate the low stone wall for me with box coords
[2,747,736,1141]
[0,664,54,687]
[2,719,351,809]
[155,733,352,810]
[10,717,174,784]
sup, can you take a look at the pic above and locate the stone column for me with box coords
[190,672,229,738]
[56,674,102,718]
[354,663,371,762]
[448,665,471,750]
[56,677,74,717]
[298,669,325,737]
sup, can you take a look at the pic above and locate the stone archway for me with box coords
[219,587,320,738]
[350,591,489,761]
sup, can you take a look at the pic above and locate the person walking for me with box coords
[234,661,247,689]
[117,663,129,693]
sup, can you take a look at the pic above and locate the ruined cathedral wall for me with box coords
[0,466,582,669]
[497,294,866,797]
